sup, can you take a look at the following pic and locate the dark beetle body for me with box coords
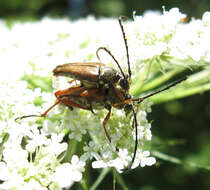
[53,62,131,112]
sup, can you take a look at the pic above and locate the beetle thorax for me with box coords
[99,66,121,85]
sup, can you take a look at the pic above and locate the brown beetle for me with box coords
[17,18,186,169]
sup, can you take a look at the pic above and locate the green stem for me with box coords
[90,168,110,190]
[63,139,78,162]
[80,179,89,190]
[113,169,129,190]
[152,150,210,170]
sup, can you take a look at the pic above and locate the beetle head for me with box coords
[119,73,130,91]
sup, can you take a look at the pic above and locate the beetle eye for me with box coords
[125,94,131,100]
[119,78,129,91]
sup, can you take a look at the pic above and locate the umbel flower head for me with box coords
[0,8,210,189]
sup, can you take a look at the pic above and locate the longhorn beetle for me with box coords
[16,18,186,170]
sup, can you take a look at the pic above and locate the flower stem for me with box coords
[113,169,129,190]
[90,168,110,190]
[152,150,210,170]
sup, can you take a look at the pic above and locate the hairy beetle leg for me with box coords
[103,108,112,143]
[41,100,61,117]
[55,85,85,98]
[113,99,132,107]
[42,86,88,117]
[59,97,90,110]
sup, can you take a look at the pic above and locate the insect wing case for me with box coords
[53,62,104,83]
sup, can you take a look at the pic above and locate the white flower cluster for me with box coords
[128,8,210,73]
[0,8,209,189]
[0,81,85,189]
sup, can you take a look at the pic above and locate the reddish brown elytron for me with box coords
[16,18,186,170]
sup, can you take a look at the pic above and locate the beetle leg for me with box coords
[41,100,61,117]
[80,89,100,114]
[59,97,90,110]
[15,100,62,121]
[113,99,132,107]
[55,86,86,98]
[41,97,90,117]
[41,86,89,117]
[41,95,91,117]
[103,108,112,143]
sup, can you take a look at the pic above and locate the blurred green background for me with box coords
[0,0,209,19]
[1,0,210,190]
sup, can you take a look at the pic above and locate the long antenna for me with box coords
[15,115,41,121]
[119,17,132,78]
[96,47,126,79]
[15,100,61,121]
[122,76,187,170]
[113,76,187,107]
[123,104,138,171]
[133,76,187,104]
